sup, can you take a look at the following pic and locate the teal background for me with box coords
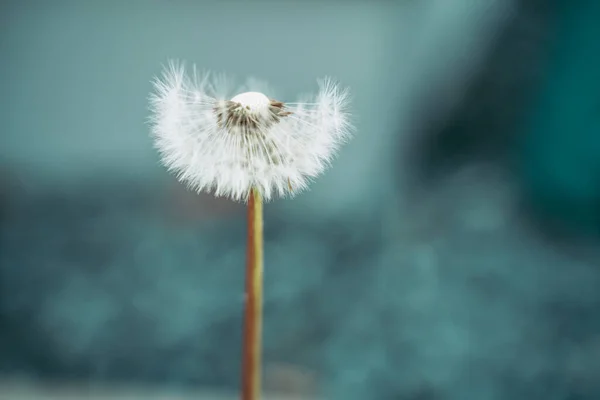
[519,0,600,235]
[2,1,600,399]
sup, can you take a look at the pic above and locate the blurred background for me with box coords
[1,0,600,399]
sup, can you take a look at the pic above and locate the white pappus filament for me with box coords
[148,61,353,202]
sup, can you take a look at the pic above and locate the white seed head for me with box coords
[148,61,353,202]
[230,92,270,112]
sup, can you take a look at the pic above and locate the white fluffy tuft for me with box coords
[148,61,353,202]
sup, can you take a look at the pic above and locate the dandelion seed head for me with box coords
[148,61,353,203]
[230,92,270,113]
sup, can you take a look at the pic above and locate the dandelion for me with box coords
[148,60,353,400]
[149,61,352,203]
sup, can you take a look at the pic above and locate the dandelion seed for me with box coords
[148,61,353,202]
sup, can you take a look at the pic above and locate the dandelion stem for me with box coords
[242,187,264,400]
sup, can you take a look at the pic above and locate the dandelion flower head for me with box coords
[149,61,353,202]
